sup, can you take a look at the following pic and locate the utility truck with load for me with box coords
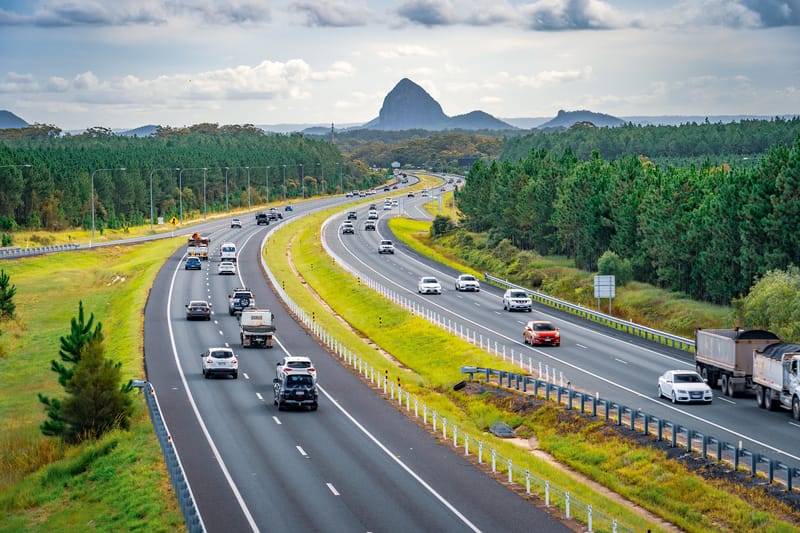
[239,308,276,348]
[694,328,781,397]
[753,343,800,420]
[187,233,210,260]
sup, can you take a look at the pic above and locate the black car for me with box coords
[184,257,202,270]
[185,300,212,320]
[274,371,318,411]
[255,212,269,225]
[364,221,376,231]
[347,211,357,220]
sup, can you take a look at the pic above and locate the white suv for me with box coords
[454,274,480,292]
[201,347,238,379]
[503,289,532,312]
[378,240,394,254]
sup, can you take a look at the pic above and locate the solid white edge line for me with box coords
[167,254,260,533]
[326,482,340,496]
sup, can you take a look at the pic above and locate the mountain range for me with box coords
[1,78,795,135]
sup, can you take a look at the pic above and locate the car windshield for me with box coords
[286,375,313,387]
[461,275,475,281]
[510,291,527,298]
[190,301,207,307]
[534,323,555,331]
[211,350,233,359]
[675,373,703,383]
[422,278,437,284]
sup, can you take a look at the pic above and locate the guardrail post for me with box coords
[716,439,723,461]
[565,492,571,519]
[657,418,663,441]
[701,434,708,458]
[442,417,447,440]
[478,441,483,464]
[491,449,497,473]
[687,429,693,453]
[616,404,622,426]
[507,459,513,483]
[423,404,427,424]
[733,445,739,471]
[588,505,593,532]
[630,408,636,431]
[768,459,775,483]
[453,424,458,447]
[525,470,530,494]
[671,424,678,447]
[567,388,573,410]
[545,480,550,506]
[751,453,759,477]
[433,410,438,432]
[414,399,418,417]
[465,435,470,456]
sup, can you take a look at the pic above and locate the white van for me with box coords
[220,242,237,263]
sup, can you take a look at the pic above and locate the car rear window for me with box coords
[286,375,313,387]
[212,350,233,359]
[287,361,310,369]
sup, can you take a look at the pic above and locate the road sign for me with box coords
[169,216,179,225]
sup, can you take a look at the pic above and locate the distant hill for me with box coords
[539,109,624,129]
[118,124,159,137]
[362,78,514,131]
[0,110,29,129]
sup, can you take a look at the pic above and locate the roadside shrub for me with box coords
[0,217,17,231]
[597,250,633,286]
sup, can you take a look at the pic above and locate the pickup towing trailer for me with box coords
[753,343,800,419]
[240,309,276,348]
[694,328,781,397]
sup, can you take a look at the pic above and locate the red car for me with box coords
[523,321,560,346]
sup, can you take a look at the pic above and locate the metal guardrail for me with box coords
[461,366,800,492]
[132,380,204,533]
[484,273,695,352]
[0,243,80,259]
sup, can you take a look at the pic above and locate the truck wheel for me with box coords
[726,377,736,398]
[756,386,766,408]
[792,397,800,421]
[720,375,730,397]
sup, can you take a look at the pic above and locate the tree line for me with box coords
[458,134,800,305]
[0,125,383,232]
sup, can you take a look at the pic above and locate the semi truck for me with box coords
[694,328,781,397]
[753,343,800,420]
[187,233,210,260]
[239,308,276,348]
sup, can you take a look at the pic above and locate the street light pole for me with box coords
[202,167,208,219]
[282,165,286,202]
[91,167,125,246]
[246,166,251,210]
[224,167,229,213]
[178,168,184,224]
[265,166,270,204]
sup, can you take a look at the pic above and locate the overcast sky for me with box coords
[1,0,798,130]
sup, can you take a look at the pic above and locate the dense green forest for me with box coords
[0,124,382,231]
[458,133,800,305]
[502,117,800,166]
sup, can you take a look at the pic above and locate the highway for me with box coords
[323,182,800,477]
[143,194,572,532]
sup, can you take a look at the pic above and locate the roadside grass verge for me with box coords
[0,239,184,531]
[264,205,798,532]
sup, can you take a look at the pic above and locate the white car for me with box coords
[230,217,242,228]
[454,274,480,292]
[503,289,532,312]
[368,210,379,220]
[418,276,442,295]
[218,261,236,275]
[201,347,238,379]
[658,370,713,404]
[276,355,317,381]
[378,240,394,254]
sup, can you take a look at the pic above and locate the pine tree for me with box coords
[39,301,104,438]
[0,269,15,320]
[59,336,133,443]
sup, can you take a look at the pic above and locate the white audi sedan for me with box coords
[658,370,712,404]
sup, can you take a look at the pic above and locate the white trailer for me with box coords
[240,309,276,348]
[753,343,800,420]
[694,328,780,397]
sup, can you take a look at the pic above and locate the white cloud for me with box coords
[507,66,593,88]
[290,0,370,27]
[377,45,437,59]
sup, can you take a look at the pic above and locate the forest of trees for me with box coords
[502,117,800,166]
[0,124,383,231]
[458,132,800,305]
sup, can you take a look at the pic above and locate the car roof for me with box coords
[283,355,312,362]
[189,300,209,306]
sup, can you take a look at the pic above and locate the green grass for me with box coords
[264,195,799,533]
[0,238,185,531]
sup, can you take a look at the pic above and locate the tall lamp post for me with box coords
[300,164,305,200]
[282,165,287,202]
[91,167,125,246]
[246,166,251,210]
[224,167,230,213]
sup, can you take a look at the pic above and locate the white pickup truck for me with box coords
[239,309,276,348]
